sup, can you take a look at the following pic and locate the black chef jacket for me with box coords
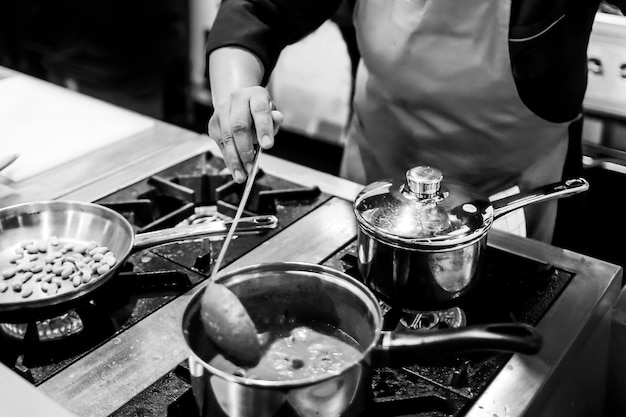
[206,0,624,124]
[205,0,625,248]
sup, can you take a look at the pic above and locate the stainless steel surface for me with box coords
[354,167,487,246]
[468,231,621,417]
[0,68,198,209]
[0,362,78,417]
[405,165,443,196]
[0,121,198,208]
[356,227,486,308]
[491,178,589,218]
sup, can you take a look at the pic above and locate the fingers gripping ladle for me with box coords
[199,148,264,365]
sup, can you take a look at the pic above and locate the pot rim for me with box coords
[355,211,491,250]
[181,262,383,388]
[352,170,496,249]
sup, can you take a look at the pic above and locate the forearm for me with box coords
[207,45,281,182]
[209,47,265,107]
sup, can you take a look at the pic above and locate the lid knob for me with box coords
[405,166,443,197]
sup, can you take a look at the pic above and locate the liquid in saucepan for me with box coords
[234,324,363,381]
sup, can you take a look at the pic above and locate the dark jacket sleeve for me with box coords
[206,0,343,84]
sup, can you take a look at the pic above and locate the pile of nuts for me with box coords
[0,236,117,300]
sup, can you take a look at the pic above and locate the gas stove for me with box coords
[0,151,331,386]
[0,145,621,417]
[107,239,573,417]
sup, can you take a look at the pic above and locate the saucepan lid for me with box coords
[353,166,494,249]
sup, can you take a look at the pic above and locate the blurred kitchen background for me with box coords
[0,0,625,267]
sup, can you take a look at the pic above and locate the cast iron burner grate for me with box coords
[102,151,321,234]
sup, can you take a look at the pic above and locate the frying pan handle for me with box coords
[492,178,589,220]
[372,322,542,367]
[132,215,278,251]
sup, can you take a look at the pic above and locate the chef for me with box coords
[204,0,625,244]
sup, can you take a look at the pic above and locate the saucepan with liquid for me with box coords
[181,262,541,417]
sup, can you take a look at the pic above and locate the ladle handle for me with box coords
[373,322,542,367]
[210,147,263,282]
[132,215,277,251]
[492,177,589,220]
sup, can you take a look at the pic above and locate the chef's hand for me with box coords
[208,87,284,183]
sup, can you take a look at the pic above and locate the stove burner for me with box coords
[396,306,467,330]
[379,300,466,331]
[175,206,231,227]
[338,251,467,331]
[0,311,84,342]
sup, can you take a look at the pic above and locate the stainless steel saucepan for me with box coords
[182,262,542,417]
[0,200,277,322]
[353,166,589,309]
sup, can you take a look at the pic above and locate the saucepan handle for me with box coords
[372,322,542,367]
[492,178,589,220]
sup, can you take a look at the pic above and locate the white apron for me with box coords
[340,0,573,243]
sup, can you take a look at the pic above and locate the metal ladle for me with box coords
[199,148,264,365]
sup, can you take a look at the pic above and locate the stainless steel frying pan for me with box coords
[0,200,277,322]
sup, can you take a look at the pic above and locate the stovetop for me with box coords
[0,151,332,386]
[0,150,579,417]
[110,243,572,417]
